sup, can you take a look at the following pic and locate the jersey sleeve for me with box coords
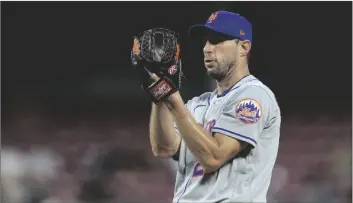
[211,86,274,147]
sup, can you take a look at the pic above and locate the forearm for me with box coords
[149,102,180,157]
[168,94,221,170]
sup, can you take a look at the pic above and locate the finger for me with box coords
[147,73,161,88]
[150,73,160,81]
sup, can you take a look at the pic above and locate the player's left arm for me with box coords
[166,86,272,173]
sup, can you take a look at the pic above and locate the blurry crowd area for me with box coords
[1,110,351,203]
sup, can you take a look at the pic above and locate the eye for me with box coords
[208,37,224,45]
[203,34,232,45]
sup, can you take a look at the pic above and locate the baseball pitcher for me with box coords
[131,10,281,203]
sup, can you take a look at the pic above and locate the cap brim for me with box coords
[188,24,236,42]
[188,24,214,40]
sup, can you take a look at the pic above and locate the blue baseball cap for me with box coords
[189,11,252,44]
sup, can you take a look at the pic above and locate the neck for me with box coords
[216,61,250,95]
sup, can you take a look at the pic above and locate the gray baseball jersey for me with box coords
[171,75,281,203]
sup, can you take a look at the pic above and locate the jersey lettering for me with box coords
[192,162,204,177]
[205,119,216,133]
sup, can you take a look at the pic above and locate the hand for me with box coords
[150,72,187,118]
[131,28,183,104]
[149,73,181,106]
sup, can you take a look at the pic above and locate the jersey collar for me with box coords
[208,74,257,105]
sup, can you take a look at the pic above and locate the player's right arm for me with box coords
[149,102,181,158]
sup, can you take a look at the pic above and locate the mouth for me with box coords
[204,59,215,67]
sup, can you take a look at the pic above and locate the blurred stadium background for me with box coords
[1,2,352,203]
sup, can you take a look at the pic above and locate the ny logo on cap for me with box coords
[207,12,218,23]
[240,29,245,36]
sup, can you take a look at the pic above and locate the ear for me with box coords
[239,40,251,57]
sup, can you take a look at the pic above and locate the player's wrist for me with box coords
[166,92,189,119]
[166,91,182,107]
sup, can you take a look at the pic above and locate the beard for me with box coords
[207,60,235,81]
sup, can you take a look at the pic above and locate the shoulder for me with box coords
[224,79,280,121]
[231,79,278,108]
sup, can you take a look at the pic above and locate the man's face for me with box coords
[202,31,243,80]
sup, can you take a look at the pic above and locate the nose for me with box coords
[203,40,214,55]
